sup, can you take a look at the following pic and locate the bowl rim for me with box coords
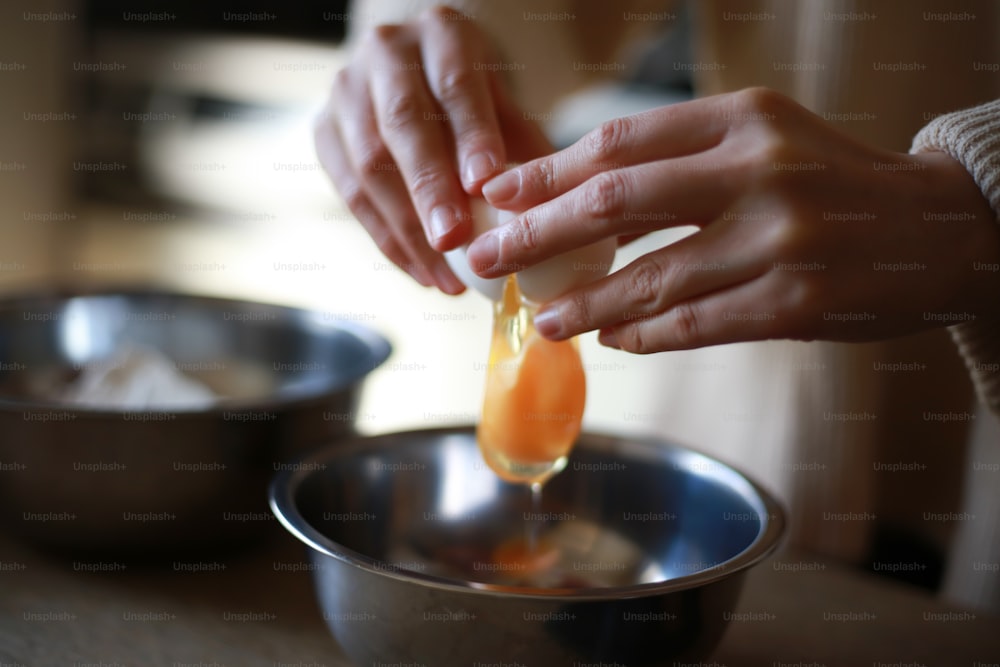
[0,288,392,415]
[269,425,786,601]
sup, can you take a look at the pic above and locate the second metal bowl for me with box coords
[0,290,391,555]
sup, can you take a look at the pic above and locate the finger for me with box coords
[419,7,505,191]
[599,272,788,353]
[367,26,471,251]
[532,218,765,340]
[482,98,730,209]
[315,115,435,288]
[468,151,742,277]
[330,70,465,293]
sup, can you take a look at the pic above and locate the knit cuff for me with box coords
[911,98,1000,215]
[947,313,1000,416]
[910,98,1000,415]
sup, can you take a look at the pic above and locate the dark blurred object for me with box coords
[0,290,390,557]
[85,0,351,41]
[869,525,944,592]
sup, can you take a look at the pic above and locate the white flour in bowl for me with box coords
[61,344,217,410]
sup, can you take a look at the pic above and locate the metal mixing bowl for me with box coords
[0,290,390,555]
[270,427,785,666]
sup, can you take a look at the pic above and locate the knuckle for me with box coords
[436,67,478,105]
[356,142,394,178]
[331,67,351,96]
[750,134,800,191]
[615,325,654,355]
[583,170,629,222]
[793,279,816,314]
[369,24,403,48]
[538,161,557,193]
[521,160,557,195]
[757,130,796,168]
[566,289,594,331]
[511,211,542,254]
[669,301,703,349]
[455,127,495,157]
[406,165,442,202]
[766,215,809,257]
[738,86,789,117]
[777,276,818,332]
[626,257,665,311]
[380,93,422,133]
[585,116,633,166]
[340,185,369,216]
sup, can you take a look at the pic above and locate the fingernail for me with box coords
[533,308,563,339]
[463,152,498,189]
[482,170,520,204]
[598,329,620,349]
[467,232,499,275]
[429,205,460,244]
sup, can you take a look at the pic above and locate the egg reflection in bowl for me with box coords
[270,427,785,666]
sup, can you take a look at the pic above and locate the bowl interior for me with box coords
[275,428,783,594]
[0,291,391,408]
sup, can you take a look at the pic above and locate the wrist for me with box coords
[910,151,1000,322]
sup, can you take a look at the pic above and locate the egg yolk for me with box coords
[490,535,560,575]
[477,276,586,485]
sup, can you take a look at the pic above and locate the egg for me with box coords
[444,197,607,486]
[445,197,616,304]
[477,275,586,485]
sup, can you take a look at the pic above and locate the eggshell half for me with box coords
[445,198,616,304]
[443,198,506,302]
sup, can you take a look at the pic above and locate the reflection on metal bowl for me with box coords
[270,427,785,666]
[0,291,390,555]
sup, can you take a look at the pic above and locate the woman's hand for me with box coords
[468,87,1000,352]
[314,5,552,293]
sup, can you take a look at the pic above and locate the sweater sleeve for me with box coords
[910,98,1000,416]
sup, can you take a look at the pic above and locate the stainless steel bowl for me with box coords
[270,427,785,666]
[0,290,390,555]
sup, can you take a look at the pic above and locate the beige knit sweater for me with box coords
[346,0,1000,609]
[912,101,1000,415]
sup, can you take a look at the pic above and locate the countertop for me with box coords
[2,530,997,667]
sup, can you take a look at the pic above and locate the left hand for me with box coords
[467,87,1000,353]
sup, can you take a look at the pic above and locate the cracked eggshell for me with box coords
[516,222,617,304]
[444,197,617,304]
[443,197,506,302]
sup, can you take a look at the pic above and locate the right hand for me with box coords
[314,5,553,293]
